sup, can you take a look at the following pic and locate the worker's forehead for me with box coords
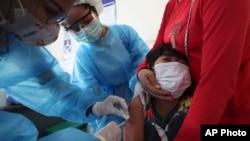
[0,0,74,21]
[0,0,74,22]
[24,0,75,14]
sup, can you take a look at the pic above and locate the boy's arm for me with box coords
[123,96,145,141]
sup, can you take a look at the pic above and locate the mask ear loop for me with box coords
[0,11,9,26]
[17,0,25,16]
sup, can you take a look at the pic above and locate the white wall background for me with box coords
[115,0,167,46]
[46,0,168,73]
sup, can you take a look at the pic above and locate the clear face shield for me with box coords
[0,11,8,26]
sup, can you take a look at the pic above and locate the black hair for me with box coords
[146,43,188,69]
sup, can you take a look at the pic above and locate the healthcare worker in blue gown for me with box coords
[0,0,129,141]
[62,0,150,133]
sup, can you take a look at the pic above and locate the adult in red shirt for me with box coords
[137,0,250,140]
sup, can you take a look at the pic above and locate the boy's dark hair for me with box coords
[146,43,188,69]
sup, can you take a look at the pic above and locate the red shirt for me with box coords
[137,0,250,140]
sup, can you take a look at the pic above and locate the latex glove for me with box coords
[94,121,121,141]
[92,95,130,119]
[134,82,150,105]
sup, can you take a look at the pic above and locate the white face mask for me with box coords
[2,0,60,46]
[154,62,192,98]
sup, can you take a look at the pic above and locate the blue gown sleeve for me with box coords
[1,37,104,123]
[0,111,100,141]
[0,111,38,141]
[71,47,108,98]
[118,25,150,91]
[4,66,103,123]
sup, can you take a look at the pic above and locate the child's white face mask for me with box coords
[2,0,60,46]
[154,62,192,98]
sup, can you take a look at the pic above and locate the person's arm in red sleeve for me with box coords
[174,1,250,140]
[136,1,175,101]
[136,1,175,72]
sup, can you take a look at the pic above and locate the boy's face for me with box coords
[153,55,192,99]
[154,55,188,66]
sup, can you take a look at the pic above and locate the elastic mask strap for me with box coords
[17,0,25,16]
[0,11,4,20]
[0,11,9,26]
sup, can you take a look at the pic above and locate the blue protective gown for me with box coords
[0,34,105,140]
[71,24,149,133]
[0,111,98,141]
[0,111,38,141]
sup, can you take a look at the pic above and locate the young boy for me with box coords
[123,43,193,141]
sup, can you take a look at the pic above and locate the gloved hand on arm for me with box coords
[94,121,121,141]
[92,95,130,120]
